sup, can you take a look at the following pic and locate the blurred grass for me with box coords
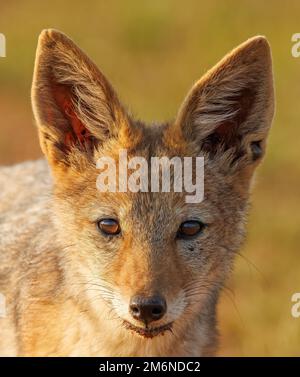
[0,0,300,355]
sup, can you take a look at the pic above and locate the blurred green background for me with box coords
[0,0,300,356]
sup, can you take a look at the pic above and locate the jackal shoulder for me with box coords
[0,158,53,286]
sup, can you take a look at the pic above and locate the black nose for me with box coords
[129,295,167,324]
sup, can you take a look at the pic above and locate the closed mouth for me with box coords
[123,320,173,338]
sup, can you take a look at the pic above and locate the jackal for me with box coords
[0,30,274,356]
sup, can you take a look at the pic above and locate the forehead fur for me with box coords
[54,118,246,229]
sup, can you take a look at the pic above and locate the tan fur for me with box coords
[0,30,274,356]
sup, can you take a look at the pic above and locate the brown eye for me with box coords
[97,219,121,236]
[177,220,205,238]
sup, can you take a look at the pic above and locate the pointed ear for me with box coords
[175,36,274,172]
[31,29,130,170]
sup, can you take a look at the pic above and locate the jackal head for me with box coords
[31,30,274,345]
